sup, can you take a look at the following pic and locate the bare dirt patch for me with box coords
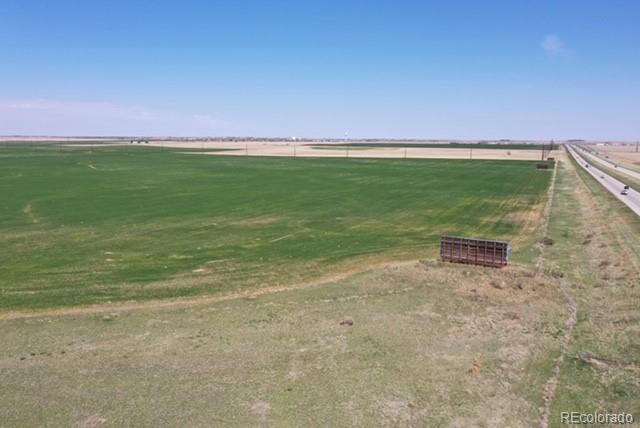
[228,216,281,226]
[121,139,562,161]
[592,144,640,169]
[200,144,558,161]
[77,414,107,428]
[503,201,546,247]
[22,203,38,224]
[249,401,272,418]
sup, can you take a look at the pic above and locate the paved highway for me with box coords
[573,145,640,181]
[566,145,640,217]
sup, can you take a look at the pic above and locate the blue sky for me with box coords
[1,0,639,139]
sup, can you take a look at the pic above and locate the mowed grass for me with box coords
[0,145,551,310]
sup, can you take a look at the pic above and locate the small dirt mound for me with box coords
[467,358,481,374]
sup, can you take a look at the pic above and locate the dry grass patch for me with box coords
[0,260,566,426]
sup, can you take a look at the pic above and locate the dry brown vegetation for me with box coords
[0,261,567,427]
[590,143,640,170]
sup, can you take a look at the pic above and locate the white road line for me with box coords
[567,145,640,217]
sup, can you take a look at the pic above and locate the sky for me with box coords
[1,0,639,140]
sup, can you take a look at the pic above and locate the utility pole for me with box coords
[636,140,639,153]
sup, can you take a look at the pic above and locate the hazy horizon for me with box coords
[2,135,630,144]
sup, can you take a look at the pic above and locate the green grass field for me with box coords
[1,145,551,310]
